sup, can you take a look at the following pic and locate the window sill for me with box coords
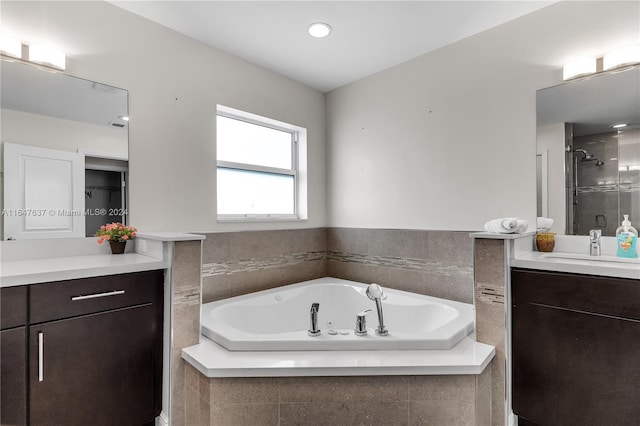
[217,215,306,224]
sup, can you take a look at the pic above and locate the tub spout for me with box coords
[366,283,389,336]
[308,302,321,337]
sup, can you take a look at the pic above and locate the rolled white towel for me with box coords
[484,217,519,234]
[515,219,529,233]
[536,217,553,231]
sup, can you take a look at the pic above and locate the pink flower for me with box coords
[95,221,137,245]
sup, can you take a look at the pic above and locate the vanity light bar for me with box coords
[563,44,640,81]
[0,33,66,71]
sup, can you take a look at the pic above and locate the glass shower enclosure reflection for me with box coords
[567,127,640,236]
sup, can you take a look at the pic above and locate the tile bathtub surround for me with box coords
[473,238,507,426]
[183,229,490,424]
[171,240,204,426]
[200,228,475,304]
[327,228,474,303]
[184,364,492,425]
[201,228,328,303]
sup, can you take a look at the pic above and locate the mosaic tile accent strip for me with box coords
[475,283,504,305]
[174,285,201,306]
[202,251,327,277]
[327,251,473,278]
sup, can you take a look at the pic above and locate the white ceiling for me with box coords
[110,1,555,92]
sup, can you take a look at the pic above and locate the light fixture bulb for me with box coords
[28,44,66,70]
[562,57,597,80]
[0,34,22,58]
[603,45,640,70]
[308,22,332,38]
[612,123,628,128]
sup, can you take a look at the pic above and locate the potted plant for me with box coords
[96,222,137,254]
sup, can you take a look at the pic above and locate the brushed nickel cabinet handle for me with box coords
[71,290,125,301]
[38,332,44,382]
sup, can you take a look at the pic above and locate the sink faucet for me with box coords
[589,229,601,256]
[366,283,389,336]
[308,303,321,337]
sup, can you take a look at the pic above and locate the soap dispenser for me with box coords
[616,215,638,258]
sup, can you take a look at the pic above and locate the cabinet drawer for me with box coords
[30,270,163,324]
[512,268,640,320]
[1,286,27,330]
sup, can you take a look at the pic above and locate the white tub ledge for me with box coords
[182,336,495,378]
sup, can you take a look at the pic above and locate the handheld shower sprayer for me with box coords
[366,283,389,336]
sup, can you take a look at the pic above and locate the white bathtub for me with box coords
[201,277,474,351]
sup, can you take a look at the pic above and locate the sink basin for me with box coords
[542,252,640,264]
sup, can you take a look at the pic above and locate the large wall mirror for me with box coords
[1,59,129,240]
[536,66,640,236]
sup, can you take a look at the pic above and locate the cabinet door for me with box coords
[512,273,640,426]
[29,305,156,426]
[3,142,85,240]
[1,327,27,426]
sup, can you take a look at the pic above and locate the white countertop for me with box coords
[512,251,640,280]
[137,232,206,242]
[1,253,165,287]
[470,231,536,240]
[182,336,495,378]
[0,234,208,287]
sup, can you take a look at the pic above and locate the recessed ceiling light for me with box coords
[612,123,628,128]
[308,22,332,38]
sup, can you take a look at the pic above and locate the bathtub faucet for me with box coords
[366,283,389,336]
[354,309,372,336]
[308,303,321,337]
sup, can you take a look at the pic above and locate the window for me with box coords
[216,105,307,221]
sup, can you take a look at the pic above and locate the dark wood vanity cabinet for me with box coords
[511,268,640,426]
[1,270,163,426]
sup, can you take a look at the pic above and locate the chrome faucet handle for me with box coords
[355,309,372,336]
[308,303,321,337]
[589,229,602,256]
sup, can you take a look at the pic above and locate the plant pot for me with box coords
[536,232,555,252]
[109,240,127,254]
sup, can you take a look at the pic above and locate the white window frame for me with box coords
[216,105,307,222]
